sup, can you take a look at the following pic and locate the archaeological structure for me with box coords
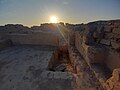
[0,20,120,90]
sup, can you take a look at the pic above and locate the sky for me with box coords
[0,0,120,26]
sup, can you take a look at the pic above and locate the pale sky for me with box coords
[0,0,120,26]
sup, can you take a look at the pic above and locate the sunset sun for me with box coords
[50,16,58,23]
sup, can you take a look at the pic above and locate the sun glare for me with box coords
[50,16,58,23]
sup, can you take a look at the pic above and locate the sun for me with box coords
[50,16,58,23]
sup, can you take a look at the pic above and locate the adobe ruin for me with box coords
[0,20,120,90]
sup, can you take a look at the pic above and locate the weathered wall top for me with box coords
[68,19,120,90]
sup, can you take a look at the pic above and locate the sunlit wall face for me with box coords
[0,0,120,26]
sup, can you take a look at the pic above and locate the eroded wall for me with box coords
[70,20,120,70]
[9,33,59,46]
[68,20,120,90]
[0,23,69,47]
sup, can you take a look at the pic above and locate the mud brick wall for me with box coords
[9,33,59,46]
[68,20,120,90]
[93,22,120,51]
[70,20,120,70]
[0,24,33,34]
[92,21,120,70]
[0,24,68,47]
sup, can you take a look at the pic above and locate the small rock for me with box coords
[112,28,120,34]
[104,26,112,32]
[55,64,66,71]
[112,68,120,81]
[111,42,120,50]
[100,39,111,46]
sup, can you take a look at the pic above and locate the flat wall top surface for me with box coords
[0,46,53,89]
[9,33,59,46]
[0,45,73,90]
